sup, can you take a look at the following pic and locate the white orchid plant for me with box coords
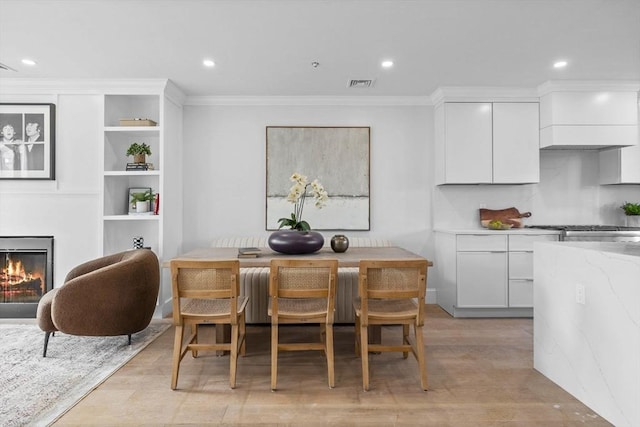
[277,172,328,231]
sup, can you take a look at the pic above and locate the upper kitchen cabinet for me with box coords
[434,101,539,185]
[599,103,640,184]
[538,82,639,149]
[599,140,640,184]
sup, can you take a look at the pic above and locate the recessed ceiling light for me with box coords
[553,60,568,68]
[381,60,394,68]
[203,59,215,67]
[21,58,36,66]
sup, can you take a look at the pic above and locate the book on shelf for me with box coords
[237,247,261,258]
[119,118,157,127]
[153,193,160,215]
[125,163,151,171]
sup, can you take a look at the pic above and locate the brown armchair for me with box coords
[36,249,160,357]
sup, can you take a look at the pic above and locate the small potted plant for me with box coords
[620,201,640,227]
[126,142,152,164]
[130,190,155,213]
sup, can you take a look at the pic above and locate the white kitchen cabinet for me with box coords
[599,138,640,184]
[435,102,539,184]
[439,102,493,183]
[493,103,540,183]
[434,231,560,317]
[457,251,508,307]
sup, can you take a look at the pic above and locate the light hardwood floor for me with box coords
[54,305,612,426]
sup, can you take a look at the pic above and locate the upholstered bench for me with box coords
[211,236,391,323]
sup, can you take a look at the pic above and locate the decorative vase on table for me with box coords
[330,234,349,253]
[270,172,329,255]
[268,230,325,255]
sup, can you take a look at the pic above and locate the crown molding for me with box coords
[184,95,432,106]
[0,78,172,95]
[430,86,539,106]
[537,80,640,96]
[164,79,187,106]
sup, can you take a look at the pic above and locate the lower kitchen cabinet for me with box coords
[434,230,560,317]
[457,251,507,307]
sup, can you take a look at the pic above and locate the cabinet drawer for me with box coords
[509,279,533,307]
[509,234,559,251]
[457,234,507,252]
[509,252,533,279]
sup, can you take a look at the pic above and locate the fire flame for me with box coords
[6,259,27,281]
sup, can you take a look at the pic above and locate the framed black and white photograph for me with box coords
[0,103,55,180]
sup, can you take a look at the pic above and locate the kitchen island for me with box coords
[533,241,640,427]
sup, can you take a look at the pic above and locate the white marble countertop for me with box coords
[434,228,562,235]
[536,241,640,258]
[533,239,640,426]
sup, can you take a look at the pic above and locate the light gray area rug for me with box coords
[0,321,170,427]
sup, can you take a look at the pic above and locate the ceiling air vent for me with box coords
[348,79,375,88]
[0,62,17,72]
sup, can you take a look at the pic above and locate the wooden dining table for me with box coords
[167,245,431,267]
[166,246,432,351]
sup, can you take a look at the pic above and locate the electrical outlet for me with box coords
[576,283,586,305]
[479,203,486,209]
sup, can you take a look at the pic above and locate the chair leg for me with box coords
[402,324,409,359]
[414,324,428,391]
[360,323,369,391]
[354,314,361,356]
[171,324,184,390]
[326,323,335,388]
[42,331,52,357]
[271,322,278,391]
[128,334,132,346]
[191,324,198,358]
[239,312,247,356]
[229,324,239,389]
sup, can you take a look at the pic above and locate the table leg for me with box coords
[369,325,381,344]
[216,324,231,356]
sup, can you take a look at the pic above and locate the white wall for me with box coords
[181,103,434,258]
[0,94,103,287]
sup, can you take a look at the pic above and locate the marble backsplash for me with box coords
[433,150,640,229]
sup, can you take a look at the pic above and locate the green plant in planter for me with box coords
[130,190,154,204]
[130,190,155,212]
[621,202,640,216]
[126,143,152,163]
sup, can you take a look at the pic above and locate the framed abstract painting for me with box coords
[266,126,370,230]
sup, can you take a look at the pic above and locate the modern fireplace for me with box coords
[0,236,53,318]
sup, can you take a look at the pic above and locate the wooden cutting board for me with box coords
[479,207,531,228]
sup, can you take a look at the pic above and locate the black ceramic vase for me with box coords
[330,234,349,253]
[268,230,325,255]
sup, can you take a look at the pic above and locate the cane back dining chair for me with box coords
[354,259,431,391]
[170,259,248,390]
[268,258,338,390]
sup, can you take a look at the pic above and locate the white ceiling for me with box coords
[1,0,639,97]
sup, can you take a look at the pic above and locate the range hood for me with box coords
[538,82,639,150]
